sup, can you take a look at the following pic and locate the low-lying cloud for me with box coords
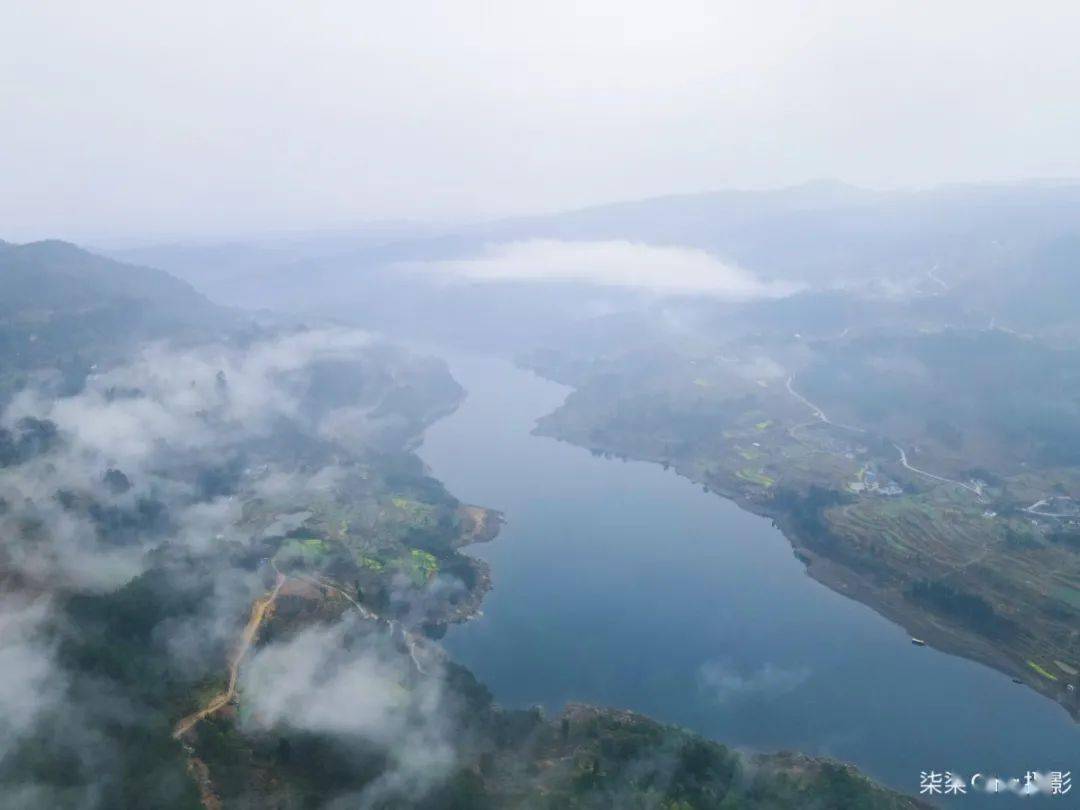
[0,598,65,763]
[409,239,802,299]
[0,327,462,806]
[0,328,398,591]
[242,617,456,807]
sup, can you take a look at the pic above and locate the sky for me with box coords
[5,1,1080,240]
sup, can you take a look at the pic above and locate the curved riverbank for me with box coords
[532,419,1077,720]
[420,353,1078,807]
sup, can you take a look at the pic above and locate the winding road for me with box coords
[171,559,434,810]
[785,373,982,499]
[892,443,982,496]
[172,570,286,739]
[785,374,866,435]
[173,557,430,745]
[1023,498,1079,518]
[291,570,427,673]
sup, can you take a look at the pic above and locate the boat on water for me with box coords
[910,638,926,647]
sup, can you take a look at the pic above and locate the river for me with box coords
[419,353,1077,805]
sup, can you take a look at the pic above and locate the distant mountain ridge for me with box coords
[110,178,1080,302]
[0,239,224,319]
[0,239,237,401]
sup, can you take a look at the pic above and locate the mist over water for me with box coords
[421,353,1078,806]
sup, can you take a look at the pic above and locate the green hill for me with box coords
[0,239,236,400]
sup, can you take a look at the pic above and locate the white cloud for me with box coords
[409,239,802,299]
[11,327,374,462]
[0,328,456,805]
[0,328,382,591]
[241,618,456,806]
[0,598,66,762]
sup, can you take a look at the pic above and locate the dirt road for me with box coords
[173,571,286,739]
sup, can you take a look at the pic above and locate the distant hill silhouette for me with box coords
[0,239,237,400]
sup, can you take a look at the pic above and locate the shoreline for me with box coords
[532,422,1080,722]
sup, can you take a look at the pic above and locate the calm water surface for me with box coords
[419,354,1077,805]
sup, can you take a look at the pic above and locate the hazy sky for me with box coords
[5,1,1080,239]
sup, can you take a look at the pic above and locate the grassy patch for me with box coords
[1027,661,1059,681]
[390,497,438,529]
[358,554,385,573]
[397,549,439,587]
[736,467,775,488]
[276,537,330,566]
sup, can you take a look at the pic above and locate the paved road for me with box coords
[893,443,982,496]
[785,375,866,434]
[1023,498,1079,518]
[786,373,983,500]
